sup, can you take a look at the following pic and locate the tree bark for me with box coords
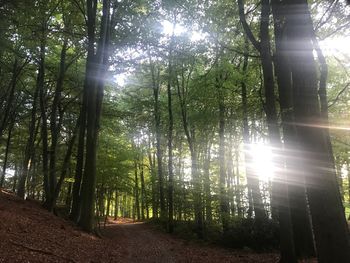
[271,0,315,258]
[284,1,350,261]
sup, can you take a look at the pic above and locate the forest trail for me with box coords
[0,190,279,262]
[100,219,279,263]
[101,220,178,262]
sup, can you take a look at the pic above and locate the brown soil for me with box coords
[0,189,280,262]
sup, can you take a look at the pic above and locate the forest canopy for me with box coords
[0,0,350,262]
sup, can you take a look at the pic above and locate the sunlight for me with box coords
[320,36,350,58]
[114,73,126,86]
[249,143,274,182]
[161,20,186,36]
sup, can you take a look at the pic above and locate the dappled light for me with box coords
[1,0,350,262]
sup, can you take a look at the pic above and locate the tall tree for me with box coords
[283,0,350,261]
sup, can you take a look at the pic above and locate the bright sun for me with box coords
[249,143,274,182]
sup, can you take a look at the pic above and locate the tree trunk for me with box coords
[78,0,111,232]
[140,162,146,220]
[114,189,118,220]
[271,0,315,258]
[284,1,350,261]
[0,120,14,187]
[176,69,203,237]
[17,44,42,199]
[134,160,140,221]
[47,39,68,209]
[167,39,174,232]
[150,60,165,221]
[217,78,229,234]
[47,116,79,211]
[240,39,265,220]
[0,58,18,138]
[203,140,212,223]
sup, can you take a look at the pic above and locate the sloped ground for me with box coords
[0,190,279,262]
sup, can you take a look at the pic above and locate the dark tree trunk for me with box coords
[284,1,350,261]
[78,0,111,232]
[238,1,297,261]
[0,58,18,138]
[47,116,79,211]
[17,44,42,199]
[46,39,68,210]
[271,0,315,258]
[70,90,88,221]
[0,120,14,187]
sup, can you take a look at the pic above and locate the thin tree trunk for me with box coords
[240,38,265,219]
[47,39,68,209]
[176,69,203,237]
[47,116,80,211]
[17,44,42,199]
[134,160,140,221]
[0,120,14,187]
[167,32,174,232]
[217,77,229,234]
[204,140,212,223]
[114,189,118,220]
[140,162,146,220]
[0,58,18,138]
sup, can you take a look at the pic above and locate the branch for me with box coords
[237,0,261,52]
[314,0,338,31]
[328,82,350,108]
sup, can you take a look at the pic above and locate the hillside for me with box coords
[0,190,280,263]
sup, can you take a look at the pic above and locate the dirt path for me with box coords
[100,219,279,263]
[0,190,279,262]
[102,220,177,262]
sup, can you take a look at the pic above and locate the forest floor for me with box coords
[0,189,282,262]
